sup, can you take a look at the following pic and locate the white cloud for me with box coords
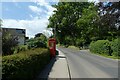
[29,0,57,18]
[29,5,43,14]
[36,0,48,6]
[2,18,51,38]
[45,4,56,17]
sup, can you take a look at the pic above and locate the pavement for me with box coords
[36,48,70,80]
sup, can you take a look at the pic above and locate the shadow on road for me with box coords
[36,58,56,80]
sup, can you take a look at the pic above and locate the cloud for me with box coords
[36,0,48,6]
[45,4,56,18]
[29,0,56,18]
[29,5,43,14]
[2,18,51,38]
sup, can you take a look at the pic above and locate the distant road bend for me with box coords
[57,47,119,78]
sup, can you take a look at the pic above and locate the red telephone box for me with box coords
[48,38,56,57]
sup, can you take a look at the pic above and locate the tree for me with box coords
[76,3,99,43]
[97,2,120,39]
[0,19,2,27]
[0,19,2,33]
[48,2,91,45]
[0,19,2,55]
[2,30,18,55]
[35,33,43,38]
[48,2,119,47]
[26,33,47,48]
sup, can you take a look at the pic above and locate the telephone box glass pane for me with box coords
[50,42,54,48]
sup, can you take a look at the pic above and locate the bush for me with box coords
[2,32,18,55]
[2,48,50,80]
[26,35,47,49]
[13,45,28,54]
[89,39,120,57]
[89,40,111,55]
[111,38,120,57]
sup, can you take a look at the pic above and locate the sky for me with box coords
[1,0,58,38]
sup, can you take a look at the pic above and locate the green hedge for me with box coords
[89,39,120,57]
[111,38,120,57]
[2,48,50,80]
[13,45,28,54]
[89,40,110,55]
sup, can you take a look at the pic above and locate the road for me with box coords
[58,47,119,78]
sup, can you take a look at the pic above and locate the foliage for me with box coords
[35,33,43,38]
[48,2,119,47]
[48,2,91,46]
[2,30,18,55]
[13,45,28,54]
[26,33,47,49]
[2,48,50,80]
[89,39,120,57]
[76,4,99,43]
[97,2,119,39]
[89,40,111,55]
[0,19,2,27]
[111,38,120,57]
[68,45,80,50]
[98,2,120,30]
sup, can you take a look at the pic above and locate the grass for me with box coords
[99,54,120,59]
[68,45,80,50]
[90,51,120,60]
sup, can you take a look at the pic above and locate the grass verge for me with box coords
[90,51,120,60]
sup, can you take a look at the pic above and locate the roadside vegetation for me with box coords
[0,19,51,79]
[48,2,119,59]
[1,32,50,79]
[2,48,50,80]
[89,38,120,59]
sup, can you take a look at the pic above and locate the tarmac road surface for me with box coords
[58,47,119,79]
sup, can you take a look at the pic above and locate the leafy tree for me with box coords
[2,30,18,55]
[48,2,119,47]
[76,3,99,43]
[0,19,2,55]
[0,19,2,27]
[97,2,120,39]
[48,2,91,45]
[35,33,43,38]
[1,19,18,55]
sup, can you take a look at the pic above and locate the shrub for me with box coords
[26,35,47,49]
[2,31,18,55]
[89,40,111,55]
[19,45,28,51]
[2,48,50,80]
[89,39,120,58]
[111,38,120,57]
[13,45,28,54]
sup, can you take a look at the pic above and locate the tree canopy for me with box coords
[47,2,119,47]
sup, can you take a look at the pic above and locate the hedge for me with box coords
[111,38,120,57]
[13,45,28,54]
[2,48,50,80]
[89,38,120,57]
[89,40,110,55]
